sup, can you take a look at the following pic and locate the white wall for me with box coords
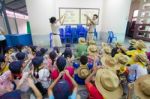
[26,0,56,47]
[26,0,132,46]
[55,0,103,32]
[101,0,132,42]
[16,19,27,34]
[0,16,27,34]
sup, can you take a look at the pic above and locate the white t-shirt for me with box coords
[0,27,5,41]
[51,22,60,34]
[128,64,148,79]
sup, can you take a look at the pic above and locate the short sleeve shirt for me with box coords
[49,92,77,99]
[128,64,148,79]
[85,82,104,99]
[0,70,14,96]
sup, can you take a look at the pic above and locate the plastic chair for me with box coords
[65,25,72,43]
[77,24,83,35]
[71,27,78,43]
[107,31,117,43]
[49,33,53,48]
[78,27,87,39]
[59,28,65,43]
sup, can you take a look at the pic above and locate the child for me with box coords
[73,55,93,85]
[48,70,78,99]
[0,61,23,96]
[0,54,9,75]
[75,38,88,59]
[32,56,50,96]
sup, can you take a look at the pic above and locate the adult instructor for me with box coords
[50,15,65,48]
[84,14,98,42]
[0,27,6,54]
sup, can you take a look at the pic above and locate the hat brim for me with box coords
[134,75,150,99]
[79,41,86,44]
[95,69,123,99]
[77,66,90,79]
[101,55,115,67]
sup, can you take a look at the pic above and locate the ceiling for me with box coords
[4,0,27,15]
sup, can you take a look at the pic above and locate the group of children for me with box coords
[0,38,150,99]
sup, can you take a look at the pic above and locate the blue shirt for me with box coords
[0,35,5,41]
[49,92,76,99]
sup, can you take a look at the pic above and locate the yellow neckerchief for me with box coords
[0,63,9,75]
[80,64,87,67]
[119,65,127,74]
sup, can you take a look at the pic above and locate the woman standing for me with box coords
[84,14,98,41]
[0,27,6,54]
[50,15,65,47]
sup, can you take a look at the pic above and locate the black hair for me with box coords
[40,48,48,56]
[0,54,5,68]
[53,79,71,99]
[29,46,37,53]
[93,14,98,19]
[9,61,22,74]
[0,54,5,63]
[36,51,43,57]
[53,47,60,54]
[56,56,66,72]
[15,45,23,52]
[50,17,56,24]
[16,52,26,61]
[63,48,72,58]
[49,51,57,65]
[80,55,88,65]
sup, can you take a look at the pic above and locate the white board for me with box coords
[81,9,99,24]
[59,8,80,24]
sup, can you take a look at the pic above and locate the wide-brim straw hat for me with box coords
[101,55,116,67]
[135,54,149,65]
[129,39,137,45]
[103,46,111,55]
[115,42,122,47]
[135,40,146,49]
[117,54,128,65]
[88,45,98,55]
[101,42,108,48]
[95,69,123,99]
[79,37,86,44]
[119,46,128,53]
[88,40,96,45]
[77,66,90,79]
[134,75,150,99]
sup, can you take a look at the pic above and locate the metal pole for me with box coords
[1,0,12,34]
[14,12,19,34]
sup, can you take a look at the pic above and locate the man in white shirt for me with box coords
[85,14,98,42]
[0,27,6,54]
